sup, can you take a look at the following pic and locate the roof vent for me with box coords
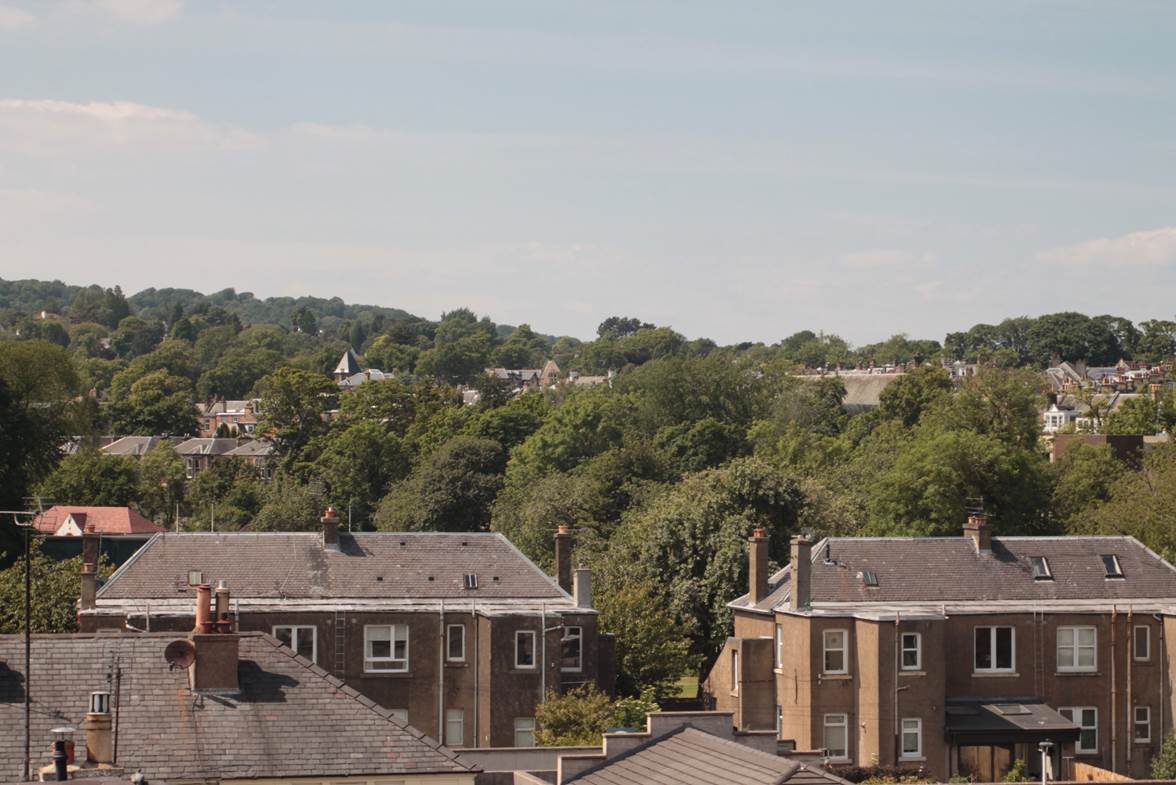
[463,573,478,590]
[994,704,1030,716]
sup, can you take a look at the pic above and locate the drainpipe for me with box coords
[472,601,478,748]
[1110,606,1117,773]
[438,599,445,744]
[540,603,547,704]
[894,612,901,766]
[1127,607,1133,770]
[1155,614,1166,748]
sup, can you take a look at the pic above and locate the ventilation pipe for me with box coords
[83,692,112,764]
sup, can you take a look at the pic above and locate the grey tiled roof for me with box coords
[98,532,568,601]
[0,632,473,783]
[565,727,845,785]
[224,439,274,457]
[101,436,178,456]
[737,535,1176,612]
[173,438,239,456]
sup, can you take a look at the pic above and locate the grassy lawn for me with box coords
[673,674,699,699]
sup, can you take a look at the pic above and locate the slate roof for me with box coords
[101,437,177,457]
[565,726,846,785]
[0,632,473,783]
[173,438,239,457]
[31,506,163,536]
[97,532,569,602]
[334,348,361,376]
[736,535,1176,613]
[224,439,275,458]
[944,699,1080,741]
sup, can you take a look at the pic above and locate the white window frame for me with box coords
[731,649,740,694]
[823,629,848,675]
[514,717,536,747]
[1057,626,1097,673]
[445,708,464,746]
[900,632,921,671]
[561,625,583,672]
[823,713,849,761]
[364,624,409,673]
[775,623,784,669]
[1135,706,1151,744]
[1060,706,1098,754]
[514,630,536,669]
[447,624,465,662]
[900,717,923,759]
[272,624,317,664]
[1135,625,1151,662]
[389,708,408,723]
[974,626,1015,673]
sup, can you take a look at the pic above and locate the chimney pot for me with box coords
[553,526,573,594]
[789,535,813,611]
[194,583,213,633]
[321,507,340,550]
[83,692,113,764]
[965,513,991,553]
[748,528,770,604]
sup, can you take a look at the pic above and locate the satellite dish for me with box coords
[164,639,195,671]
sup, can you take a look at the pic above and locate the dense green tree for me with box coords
[597,580,699,698]
[877,366,953,427]
[256,367,335,460]
[534,685,659,745]
[292,305,318,335]
[197,346,283,399]
[493,323,548,368]
[110,315,165,358]
[463,392,549,451]
[1051,443,1126,525]
[137,443,186,526]
[0,549,110,633]
[36,449,140,506]
[310,421,407,527]
[110,369,198,435]
[186,458,265,530]
[1068,443,1176,561]
[597,316,654,340]
[416,332,495,384]
[364,335,419,373]
[505,389,634,484]
[653,418,746,473]
[1153,731,1176,779]
[375,436,506,531]
[249,473,322,531]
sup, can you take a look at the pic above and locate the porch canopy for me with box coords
[945,699,1080,747]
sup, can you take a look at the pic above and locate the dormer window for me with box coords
[1101,554,1124,579]
[1029,556,1052,581]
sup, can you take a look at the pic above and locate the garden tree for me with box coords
[596,580,699,699]
[857,333,941,366]
[932,367,1044,450]
[504,388,635,484]
[363,335,419,374]
[36,449,140,507]
[1026,311,1121,367]
[68,322,111,358]
[338,377,429,435]
[877,365,953,427]
[405,404,473,459]
[1104,391,1176,436]
[1153,731,1176,779]
[1068,443,1176,562]
[110,369,198,435]
[292,305,317,335]
[1137,320,1176,363]
[68,285,130,328]
[197,345,283,399]
[137,443,186,525]
[613,326,686,367]
[1093,314,1140,359]
[106,339,198,401]
[493,323,548,368]
[110,315,164,358]
[549,335,582,369]
[604,457,805,668]
[255,367,335,460]
[193,324,242,367]
[652,417,747,474]
[462,391,550,452]
[374,436,506,532]
[597,316,654,340]
[415,332,495,384]
[0,549,111,633]
[777,330,852,369]
[469,372,512,409]
[250,473,323,532]
[534,686,660,746]
[1050,443,1127,525]
[618,354,767,433]
[309,421,408,527]
[186,458,265,530]
[868,427,1052,538]
[755,375,846,438]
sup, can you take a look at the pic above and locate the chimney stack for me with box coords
[190,582,240,693]
[573,567,593,609]
[83,692,113,764]
[965,513,991,553]
[789,535,813,611]
[80,562,98,612]
[748,527,770,604]
[554,525,573,594]
[321,507,340,551]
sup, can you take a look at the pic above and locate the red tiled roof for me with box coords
[31,506,163,536]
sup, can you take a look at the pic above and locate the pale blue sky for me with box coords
[1,1,1174,344]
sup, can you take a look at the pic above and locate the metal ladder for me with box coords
[333,610,346,676]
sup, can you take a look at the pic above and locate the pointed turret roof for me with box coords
[334,347,361,377]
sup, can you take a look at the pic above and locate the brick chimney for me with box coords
[190,583,239,693]
[554,525,573,594]
[789,534,812,611]
[321,506,340,551]
[964,513,991,554]
[748,527,770,604]
[83,692,112,764]
[80,563,98,612]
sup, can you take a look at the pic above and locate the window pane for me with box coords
[1077,647,1095,668]
[448,626,464,660]
[517,632,535,666]
[995,628,1013,669]
[1077,628,1095,646]
[825,649,843,672]
[275,627,292,648]
[1081,729,1096,750]
[1081,708,1096,727]
[296,630,314,661]
[975,628,991,670]
[1057,643,1074,669]
[370,639,391,658]
[1136,627,1150,659]
[825,723,847,758]
[561,627,582,671]
[1058,628,1073,648]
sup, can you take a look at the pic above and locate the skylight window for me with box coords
[860,570,879,587]
[463,573,479,590]
[1101,554,1124,579]
[1029,556,1052,581]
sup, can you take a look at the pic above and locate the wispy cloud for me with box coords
[0,3,34,30]
[0,98,258,150]
[1036,227,1176,266]
[842,249,937,268]
[91,0,182,25]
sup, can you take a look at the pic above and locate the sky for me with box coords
[1,1,1175,345]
